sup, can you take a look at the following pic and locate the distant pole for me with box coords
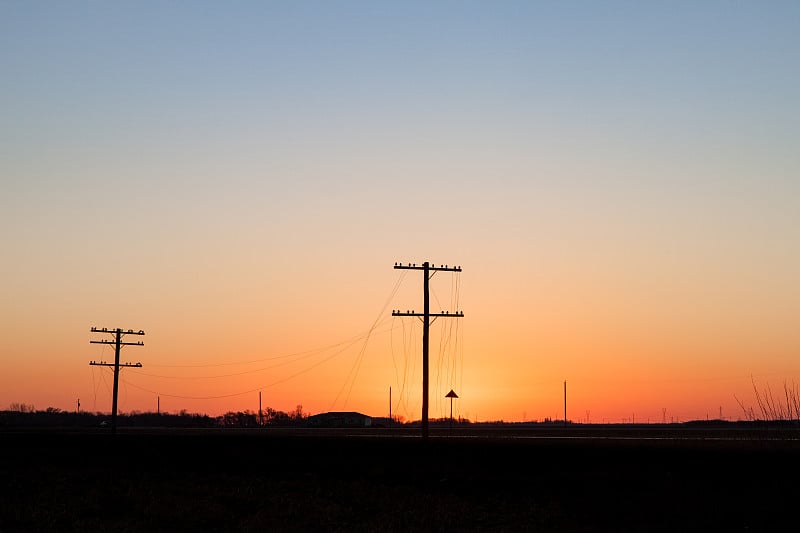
[89,327,144,435]
[450,397,453,429]
[77,398,80,414]
[393,262,463,439]
[157,396,160,416]
[259,391,263,427]
[563,380,567,427]
[389,386,392,426]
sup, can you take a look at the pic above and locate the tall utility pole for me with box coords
[89,327,144,435]
[564,380,567,427]
[392,262,463,438]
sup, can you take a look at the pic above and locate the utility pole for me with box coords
[392,262,463,439]
[89,327,144,435]
[259,391,263,427]
[563,380,567,427]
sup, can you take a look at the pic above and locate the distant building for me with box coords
[306,411,372,428]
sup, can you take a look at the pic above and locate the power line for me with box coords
[122,272,409,404]
[122,315,396,401]
[122,336,363,401]
[129,320,394,380]
[392,314,418,420]
[332,271,407,410]
[145,325,395,369]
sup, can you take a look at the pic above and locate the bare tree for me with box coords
[8,402,35,413]
[736,377,800,421]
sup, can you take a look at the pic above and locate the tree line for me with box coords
[1,403,308,428]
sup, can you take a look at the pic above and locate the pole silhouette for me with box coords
[89,327,144,435]
[392,262,463,438]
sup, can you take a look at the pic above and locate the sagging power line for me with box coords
[120,273,409,404]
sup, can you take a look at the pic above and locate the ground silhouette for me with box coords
[1,427,799,531]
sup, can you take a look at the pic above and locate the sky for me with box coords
[2,1,799,423]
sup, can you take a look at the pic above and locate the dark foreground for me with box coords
[2,429,799,532]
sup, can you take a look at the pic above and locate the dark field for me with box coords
[2,427,799,532]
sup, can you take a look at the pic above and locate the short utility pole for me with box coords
[392,262,463,439]
[89,327,144,435]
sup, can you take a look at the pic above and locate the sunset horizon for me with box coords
[3,2,798,427]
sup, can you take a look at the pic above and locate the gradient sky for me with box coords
[2,1,799,423]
